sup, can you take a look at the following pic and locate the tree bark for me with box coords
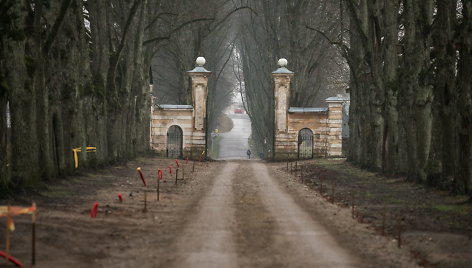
[456,0,472,195]
[4,0,40,187]
[401,0,434,182]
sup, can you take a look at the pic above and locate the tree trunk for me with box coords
[3,0,41,187]
[401,0,434,182]
[428,0,457,187]
[0,93,9,189]
[382,0,400,174]
[456,0,472,196]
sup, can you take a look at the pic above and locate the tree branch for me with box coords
[145,12,178,31]
[114,0,142,58]
[206,6,258,34]
[304,24,351,59]
[43,0,72,55]
[144,6,258,46]
[143,18,215,45]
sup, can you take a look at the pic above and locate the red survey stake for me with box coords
[136,167,147,186]
[90,202,99,218]
[0,251,24,267]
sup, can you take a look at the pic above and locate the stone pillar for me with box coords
[325,96,345,157]
[188,57,211,156]
[272,58,294,159]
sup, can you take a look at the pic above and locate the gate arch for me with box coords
[167,125,183,158]
[298,128,313,159]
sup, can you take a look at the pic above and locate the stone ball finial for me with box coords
[278,58,288,67]
[196,57,206,66]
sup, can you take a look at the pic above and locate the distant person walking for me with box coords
[247,149,251,159]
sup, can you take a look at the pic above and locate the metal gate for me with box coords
[167,125,183,158]
[298,128,313,159]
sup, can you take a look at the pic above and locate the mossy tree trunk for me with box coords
[344,0,471,196]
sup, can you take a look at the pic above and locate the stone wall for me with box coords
[150,107,195,156]
[274,112,327,159]
[273,101,345,160]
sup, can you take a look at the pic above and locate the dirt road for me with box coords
[2,158,419,267]
[250,162,358,267]
[170,163,238,268]
[166,161,359,268]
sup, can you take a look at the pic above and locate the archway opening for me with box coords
[167,125,183,158]
[298,128,313,159]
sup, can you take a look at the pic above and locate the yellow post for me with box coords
[72,148,82,168]
[86,147,97,152]
[73,147,96,168]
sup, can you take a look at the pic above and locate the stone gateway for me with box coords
[150,57,346,160]
[272,59,346,160]
[150,58,211,158]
